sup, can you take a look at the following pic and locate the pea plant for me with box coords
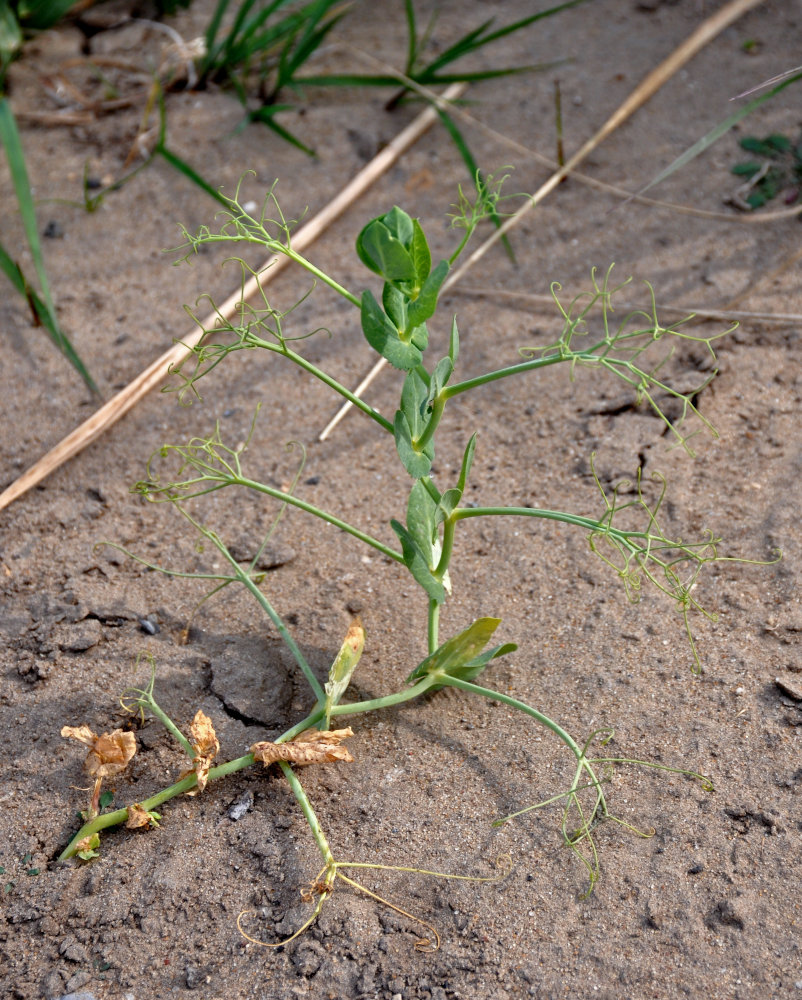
[60,175,754,938]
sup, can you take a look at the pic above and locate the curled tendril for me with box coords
[518,265,734,455]
[166,263,326,405]
[171,175,308,265]
[581,454,779,671]
[133,408,263,504]
[236,856,511,953]
[447,167,514,230]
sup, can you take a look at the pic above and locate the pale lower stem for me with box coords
[278,762,335,867]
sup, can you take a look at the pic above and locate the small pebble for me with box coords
[139,616,160,635]
[228,790,254,821]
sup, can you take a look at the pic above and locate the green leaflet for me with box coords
[406,617,517,684]
[429,354,454,405]
[393,410,433,478]
[357,218,416,281]
[407,259,449,328]
[456,433,477,492]
[360,290,421,370]
[406,479,438,565]
[409,218,431,282]
[323,622,365,727]
[394,369,434,476]
[391,519,445,603]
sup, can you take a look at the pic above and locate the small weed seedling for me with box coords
[729,130,802,210]
[193,0,578,222]
[60,176,767,941]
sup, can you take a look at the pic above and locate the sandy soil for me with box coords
[1,1,801,998]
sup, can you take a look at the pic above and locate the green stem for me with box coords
[146,696,194,758]
[278,762,335,867]
[277,710,326,743]
[437,675,585,759]
[58,677,444,861]
[428,600,440,653]
[453,504,645,550]
[196,230,361,308]
[59,754,255,860]
[59,704,333,861]
[448,225,473,266]
[279,245,361,309]
[236,476,404,563]
[253,338,393,433]
[329,676,439,717]
[184,514,326,705]
[414,391,446,452]
[434,514,457,579]
[442,350,600,399]
[440,676,608,826]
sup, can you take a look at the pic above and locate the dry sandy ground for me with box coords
[1,1,801,998]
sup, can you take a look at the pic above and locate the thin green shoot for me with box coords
[0,97,97,392]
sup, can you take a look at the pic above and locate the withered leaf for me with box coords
[190,709,220,759]
[61,724,98,747]
[62,726,137,778]
[125,803,160,829]
[251,727,354,767]
[75,833,100,859]
[184,709,220,794]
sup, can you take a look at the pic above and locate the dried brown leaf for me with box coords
[189,709,219,759]
[61,724,98,746]
[251,728,354,768]
[62,726,137,777]
[74,834,100,856]
[184,709,219,794]
[125,803,158,829]
[86,730,137,778]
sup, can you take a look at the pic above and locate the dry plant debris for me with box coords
[60,725,136,779]
[181,708,220,794]
[251,728,355,767]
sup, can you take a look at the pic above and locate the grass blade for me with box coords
[294,73,401,87]
[417,64,564,85]
[246,104,316,155]
[403,0,417,74]
[275,0,345,93]
[0,241,98,393]
[16,0,79,30]
[424,0,589,76]
[633,70,802,199]
[0,97,97,392]
[0,7,23,83]
[156,146,233,208]
[0,97,56,319]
